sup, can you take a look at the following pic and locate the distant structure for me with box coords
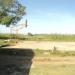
[10,19,28,34]
[10,19,28,40]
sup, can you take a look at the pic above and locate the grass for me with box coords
[0,39,18,47]
[30,64,75,75]
[24,34,75,41]
[0,40,8,46]
[34,49,75,57]
[1,33,75,41]
[30,49,75,75]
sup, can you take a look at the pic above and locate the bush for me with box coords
[28,32,33,36]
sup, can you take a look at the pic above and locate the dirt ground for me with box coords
[5,41,75,64]
[2,41,75,75]
[8,41,75,51]
[32,56,75,64]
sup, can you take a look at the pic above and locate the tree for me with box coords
[0,0,26,27]
[28,32,33,36]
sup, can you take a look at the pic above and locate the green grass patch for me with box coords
[1,33,75,41]
[25,34,75,41]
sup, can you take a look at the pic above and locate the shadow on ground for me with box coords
[0,48,34,75]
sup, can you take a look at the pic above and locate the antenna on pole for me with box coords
[25,19,28,28]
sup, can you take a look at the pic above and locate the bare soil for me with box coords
[8,41,75,51]
[32,56,75,64]
[5,41,75,64]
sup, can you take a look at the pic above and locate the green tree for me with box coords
[0,0,26,27]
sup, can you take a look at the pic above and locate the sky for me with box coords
[0,0,75,34]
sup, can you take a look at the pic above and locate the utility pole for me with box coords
[10,19,28,43]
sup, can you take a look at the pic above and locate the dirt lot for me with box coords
[8,41,75,51]
[2,41,75,75]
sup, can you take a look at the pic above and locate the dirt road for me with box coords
[7,41,75,51]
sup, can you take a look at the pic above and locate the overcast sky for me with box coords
[0,0,75,34]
